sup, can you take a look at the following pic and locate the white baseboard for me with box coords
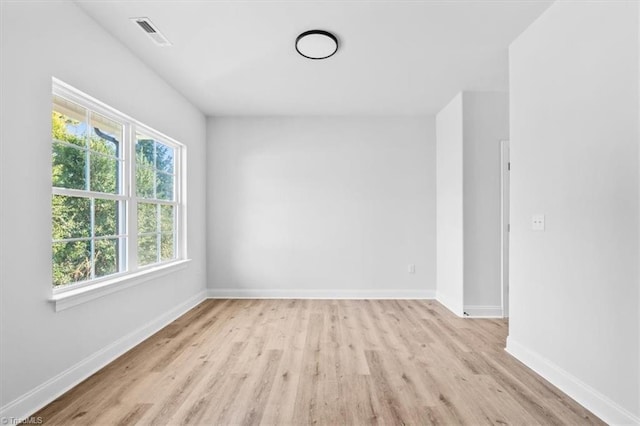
[207,288,436,300]
[463,305,503,318]
[0,290,207,423]
[506,337,640,426]
[435,291,464,317]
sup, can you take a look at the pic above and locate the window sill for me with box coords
[49,259,192,312]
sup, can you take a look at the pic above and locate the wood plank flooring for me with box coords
[34,299,604,425]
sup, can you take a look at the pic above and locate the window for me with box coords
[135,134,177,266]
[51,80,184,292]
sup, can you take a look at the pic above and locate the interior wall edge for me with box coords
[435,291,464,317]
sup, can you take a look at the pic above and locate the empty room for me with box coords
[1,0,639,424]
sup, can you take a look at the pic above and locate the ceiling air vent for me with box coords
[131,17,172,47]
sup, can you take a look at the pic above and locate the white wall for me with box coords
[462,92,509,312]
[207,117,436,298]
[435,94,465,315]
[508,1,639,423]
[0,1,207,419]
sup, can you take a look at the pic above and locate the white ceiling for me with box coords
[76,0,553,116]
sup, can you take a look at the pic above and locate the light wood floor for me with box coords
[35,299,603,425]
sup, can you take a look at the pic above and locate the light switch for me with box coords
[532,214,545,231]
[408,264,416,274]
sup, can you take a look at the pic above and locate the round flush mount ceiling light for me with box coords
[295,30,339,60]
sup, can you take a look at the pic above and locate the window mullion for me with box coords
[118,122,129,275]
[90,198,96,280]
[156,203,161,263]
[128,124,139,273]
[176,147,185,259]
[85,108,96,279]
[153,140,157,199]
[84,108,91,192]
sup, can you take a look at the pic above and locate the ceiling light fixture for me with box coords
[295,30,339,60]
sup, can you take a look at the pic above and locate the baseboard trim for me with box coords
[463,305,503,318]
[0,290,207,423]
[207,288,437,300]
[506,337,640,425]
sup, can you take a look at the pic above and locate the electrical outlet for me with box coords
[532,214,545,231]
[408,264,416,274]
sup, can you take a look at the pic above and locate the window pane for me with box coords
[156,142,174,173]
[136,137,155,168]
[95,238,120,278]
[52,240,91,286]
[52,97,87,147]
[136,165,155,198]
[138,202,157,234]
[52,142,86,190]
[156,172,173,200]
[90,112,121,158]
[52,195,90,240]
[95,199,118,237]
[138,234,158,266]
[90,154,118,193]
[160,205,174,233]
[160,233,174,261]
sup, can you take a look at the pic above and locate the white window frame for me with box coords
[50,78,188,309]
